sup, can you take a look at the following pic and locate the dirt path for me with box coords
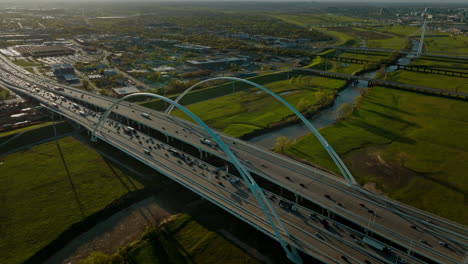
[46,184,200,264]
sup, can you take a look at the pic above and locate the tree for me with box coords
[82,80,92,91]
[273,136,292,153]
[315,91,329,107]
[336,103,353,120]
[296,98,311,113]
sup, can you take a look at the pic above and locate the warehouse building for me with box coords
[14,45,74,57]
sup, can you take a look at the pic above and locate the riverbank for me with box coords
[46,184,200,264]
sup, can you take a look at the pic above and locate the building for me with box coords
[103,69,118,77]
[52,64,79,83]
[186,57,247,70]
[52,64,74,75]
[111,86,140,97]
[174,43,211,53]
[14,45,74,57]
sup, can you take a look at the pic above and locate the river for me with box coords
[248,41,418,148]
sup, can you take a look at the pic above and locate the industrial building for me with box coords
[14,45,74,57]
[51,64,79,83]
[174,43,211,52]
[186,57,247,70]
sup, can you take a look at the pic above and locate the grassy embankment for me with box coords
[82,200,300,264]
[0,122,55,138]
[284,85,468,224]
[0,121,73,153]
[171,76,346,137]
[412,57,468,71]
[0,136,144,264]
[12,59,40,67]
[424,34,468,53]
[83,214,260,264]
[385,68,468,93]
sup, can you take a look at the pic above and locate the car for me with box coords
[217,181,223,186]
[279,200,292,210]
[141,112,150,119]
[200,137,216,147]
[324,194,332,200]
[228,177,240,184]
[143,149,151,155]
[439,241,448,247]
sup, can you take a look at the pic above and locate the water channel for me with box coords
[248,41,418,148]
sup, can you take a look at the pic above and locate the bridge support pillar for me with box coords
[286,247,303,264]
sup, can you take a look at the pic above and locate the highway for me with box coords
[0,54,467,264]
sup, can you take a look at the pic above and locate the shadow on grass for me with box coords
[415,172,467,196]
[366,100,413,115]
[348,119,416,145]
[363,109,419,128]
[56,141,86,218]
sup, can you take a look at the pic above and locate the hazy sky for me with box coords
[2,0,466,2]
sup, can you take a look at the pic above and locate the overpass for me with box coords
[0,56,467,264]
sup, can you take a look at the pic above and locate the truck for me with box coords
[362,237,392,253]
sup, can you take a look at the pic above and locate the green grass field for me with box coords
[285,87,468,224]
[412,57,468,73]
[386,70,468,93]
[0,122,54,138]
[424,34,468,53]
[12,59,40,67]
[172,76,346,137]
[0,137,144,264]
[0,122,74,153]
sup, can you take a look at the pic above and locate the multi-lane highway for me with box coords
[0,54,466,264]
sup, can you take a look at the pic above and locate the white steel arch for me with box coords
[91,93,303,264]
[166,77,357,186]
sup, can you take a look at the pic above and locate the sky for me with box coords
[2,0,466,2]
